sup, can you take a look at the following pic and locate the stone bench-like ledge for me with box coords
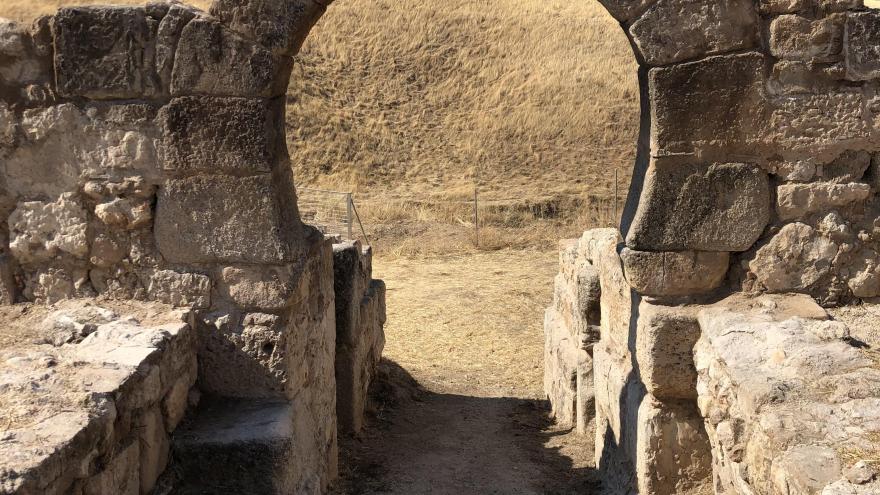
[0,300,196,495]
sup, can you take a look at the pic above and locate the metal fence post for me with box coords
[473,185,479,247]
[346,193,354,240]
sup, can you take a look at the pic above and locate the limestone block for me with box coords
[162,357,198,432]
[777,182,872,220]
[750,223,839,293]
[8,194,89,264]
[219,265,297,310]
[630,0,758,66]
[770,14,843,63]
[770,92,869,150]
[154,175,290,264]
[575,351,594,435]
[650,52,766,155]
[845,12,880,81]
[544,309,580,427]
[155,5,198,90]
[147,270,212,309]
[621,249,729,297]
[635,398,712,495]
[210,0,327,56]
[53,7,155,99]
[772,445,843,494]
[849,262,880,298]
[635,302,701,399]
[171,18,289,97]
[158,96,277,174]
[0,255,17,304]
[596,0,656,22]
[626,161,770,252]
[137,405,170,494]
[81,440,139,495]
[0,19,52,92]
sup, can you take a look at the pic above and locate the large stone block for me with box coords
[626,161,770,252]
[635,302,701,399]
[621,249,729,297]
[650,52,766,156]
[53,7,155,99]
[631,0,758,66]
[845,12,880,81]
[154,175,290,264]
[210,0,327,56]
[159,97,278,174]
[749,222,839,293]
[544,309,581,427]
[769,92,868,150]
[8,194,89,264]
[171,18,289,97]
[635,398,713,495]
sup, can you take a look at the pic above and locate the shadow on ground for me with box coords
[334,359,600,495]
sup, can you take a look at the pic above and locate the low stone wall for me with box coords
[333,241,386,435]
[0,302,197,495]
[696,295,880,495]
[544,237,601,433]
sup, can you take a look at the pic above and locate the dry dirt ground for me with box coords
[334,250,598,495]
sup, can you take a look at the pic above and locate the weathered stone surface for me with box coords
[770,14,843,63]
[219,265,296,310]
[81,440,139,495]
[696,294,880,495]
[154,175,289,264]
[635,302,701,399]
[53,7,155,99]
[8,194,89,264]
[750,223,839,293]
[621,249,729,297]
[823,150,871,183]
[210,0,327,56]
[155,4,198,91]
[631,0,758,66]
[596,0,656,22]
[158,97,277,174]
[137,405,170,494]
[171,18,288,97]
[635,398,712,495]
[777,182,872,220]
[94,197,153,230]
[770,92,869,150]
[147,270,212,309]
[626,162,770,252]
[650,52,766,155]
[845,12,880,81]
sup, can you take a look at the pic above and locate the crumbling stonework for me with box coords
[0,1,386,494]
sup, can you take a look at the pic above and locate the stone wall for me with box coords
[333,241,386,435]
[0,1,386,493]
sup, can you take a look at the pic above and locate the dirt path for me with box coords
[335,250,598,494]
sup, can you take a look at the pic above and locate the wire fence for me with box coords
[297,187,370,243]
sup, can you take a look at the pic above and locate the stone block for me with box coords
[544,309,580,427]
[137,405,170,494]
[770,14,843,63]
[170,400,298,494]
[650,52,766,156]
[777,182,872,220]
[621,249,729,297]
[626,161,770,252]
[631,0,758,66]
[219,265,297,310]
[636,398,713,495]
[53,7,155,99]
[210,0,327,56]
[158,97,278,174]
[635,302,701,399]
[148,270,212,309]
[0,255,17,304]
[171,18,289,97]
[155,5,198,90]
[162,357,198,432]
[576,351,594,435]
[154,175,290,264]
[750,222,839,293]
[823,150,871,183]
[769,92,868,150]
[81,440,139,495]
[845,12,880,81]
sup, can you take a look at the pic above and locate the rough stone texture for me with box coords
[8,194,89,264]
[0,302,197,495]
[749,222,839,294]
[333,241,386,435]
[621,248,729,296]
[626,161,771,252]
[210,0,327,56]
[631,0,758,66]
[155,175,290,264]
[695,294,880,495]
[777,182,872,220]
